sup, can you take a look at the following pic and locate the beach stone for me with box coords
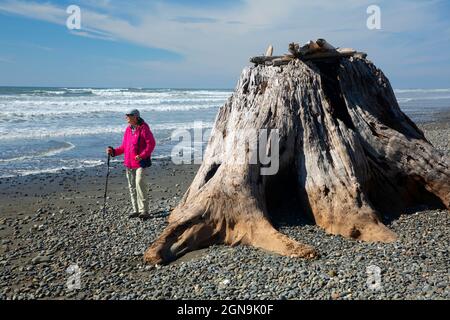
[0,156,448,300]
[31,255,52,265]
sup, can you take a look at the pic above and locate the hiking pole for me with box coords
[102,153,111,215]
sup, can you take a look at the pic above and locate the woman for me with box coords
[106,109,156,220]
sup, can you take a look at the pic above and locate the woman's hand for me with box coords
[135,155,142,161]
[106,147,114,155]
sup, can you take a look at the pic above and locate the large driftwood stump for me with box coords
[144,56,450,265]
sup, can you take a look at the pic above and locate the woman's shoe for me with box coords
[129,212,140,218]
[138,212,150,220]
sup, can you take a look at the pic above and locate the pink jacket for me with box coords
[113,121,156,169]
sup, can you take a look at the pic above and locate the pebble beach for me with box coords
[0,117,449,300]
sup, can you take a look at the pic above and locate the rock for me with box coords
[31,255,52,265]
[221,279,230,286]
[331,291,340,300]
[327,270,337,277]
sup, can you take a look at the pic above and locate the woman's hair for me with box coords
[137,117,144,125]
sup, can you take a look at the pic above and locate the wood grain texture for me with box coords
[144,56,450,265]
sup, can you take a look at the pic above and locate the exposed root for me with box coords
[305,186,398,243]
[143,218,218,265]
[236,218,317,258]
[316,209,398,243]
[144,202,316,265]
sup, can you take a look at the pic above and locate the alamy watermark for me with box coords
[367,5,381,30]
[66,264,82,290]
[170,122,279,175]
[65,4,380,32]
[66,5,81,30]
[366,264,382,291]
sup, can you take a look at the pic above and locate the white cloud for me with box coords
[69,29,115,41]
[0,0,448,87]
[0,0,65,24]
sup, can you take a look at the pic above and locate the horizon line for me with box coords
[1,85,450,91]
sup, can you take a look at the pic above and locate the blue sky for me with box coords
[0,0,449,88]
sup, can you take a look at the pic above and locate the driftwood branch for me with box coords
[252,39,367,66]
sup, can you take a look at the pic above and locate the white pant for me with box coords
[126,168,148,213]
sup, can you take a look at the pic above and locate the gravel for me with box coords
[1,186,448,300]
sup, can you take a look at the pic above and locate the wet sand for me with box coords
[0,159,199,222]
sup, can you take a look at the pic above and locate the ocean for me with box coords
[0,87,449,178]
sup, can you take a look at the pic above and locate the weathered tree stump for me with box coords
[144,54,450,265]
